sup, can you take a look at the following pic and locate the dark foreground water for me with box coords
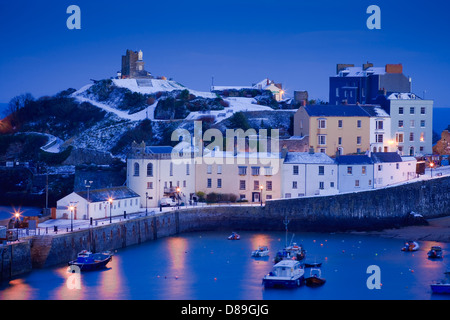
[0,231,449,300]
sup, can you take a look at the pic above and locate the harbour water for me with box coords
[0,231,449,300]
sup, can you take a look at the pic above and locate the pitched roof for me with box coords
[284,152,335,164]
[335,155,373,165]
[76,186,140,203]
[371,152,403,163]
[303,105,370,117]
[358,105,389,117]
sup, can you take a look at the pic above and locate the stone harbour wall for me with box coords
[2,176,450,279]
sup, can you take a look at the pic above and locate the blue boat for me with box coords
[262,259,305,288]
[431,272,450,294]
[68,250,112,271]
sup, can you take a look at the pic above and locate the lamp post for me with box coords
[259,184,264,207]
[176,186,181,209]
[145,192,148,215]
[85,180,93,221]
[430,161,435,178]
[68,204,74,232]
[108,197,113,223]
[14,211,21,241]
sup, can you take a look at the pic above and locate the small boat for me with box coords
[304,262,322,268]
[228,232,240,240]
[431,272,450,294]
[252,246,270,257]
[262,259,305,288]
[401,240,419,252]
[273,243,306,264]
[427,246,443,259]
[305,268,326,287]
[68,250,112,271]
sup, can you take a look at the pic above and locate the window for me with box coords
[355,180,360,187]
[285,193,291,198]
[292,181,298,189]
[186,163,190,175]
[207,178,212,188]
[357,148,361,154]
[239,180,246,190]
[217,165,222,174]
[147,163,153,176]
[396,163,399,170]
[238,166,247,175]
[362,166,366,175]
[347,166,352,175]
[338,137,342,145]
[266,195,272,200]
[251,167,260,176]
[410,107,415,114]
[420,132,425,142]
[368,179,372,186]
[376,120,383,130]
[319,182,324,190]
[410,120,415,128]
[330,182,335,188]
[217,179,222,188]
[396,133,404,143]
[318,135,326,145]
[293,165,299,175]
[266,181,273,191]
[399,107,404,115]
[318,166,324,175]
[409,132,414,142]
[421,107,426,114]
[183,180,186,187]
[338,120,343,128]
[264,167,273,176]
[357,136,362,145]
[254,180,260,190]
[420,120,425,127]
[357,120,362,128]
[170,162,173,176]
[147,182,153,189]
[376,134,383,143]
[133,163,140,176]
[378,164,382,171]
[398,120,404,128]
[318,119,327,129]
[207,165,212,174]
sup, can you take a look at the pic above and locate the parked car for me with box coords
[160,198,176,207]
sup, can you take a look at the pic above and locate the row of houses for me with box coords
[125,143,417,208]
[56,142,417,221]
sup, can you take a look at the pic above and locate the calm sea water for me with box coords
[0,231,449,300]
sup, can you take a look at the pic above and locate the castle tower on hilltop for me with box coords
[120,49,152,79]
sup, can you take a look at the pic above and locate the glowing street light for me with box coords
[13,210,21,241]
[430,161,435,178]
[176,186,181,209]
[108,197,113,223]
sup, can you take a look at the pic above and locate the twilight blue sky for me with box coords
[1,0,450,107]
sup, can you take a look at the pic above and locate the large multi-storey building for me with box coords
[293,104,372,156]
[329,63,411,105]
[376,93,433,156]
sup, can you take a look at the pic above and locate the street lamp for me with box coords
[259,184,264,207]
[176,186,181,209]
[13,210,21,241]
[145,192,148,215]
[85,180,93,221]
[68,204,75,232]
[430,161,435,178]
[108,197,113,223]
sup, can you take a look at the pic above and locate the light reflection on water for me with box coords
[0,231,449,300]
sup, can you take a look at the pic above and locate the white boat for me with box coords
[262,259,305,288]
[252,246,269,257]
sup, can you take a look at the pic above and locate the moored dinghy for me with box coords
[252,246,269,257]
[401,240,419,252]
[305,268,326,287]
[68,250,113,271]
